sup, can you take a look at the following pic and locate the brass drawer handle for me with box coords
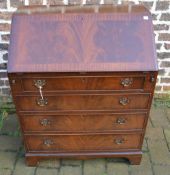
[43,139,53,147]
[114,138,125,145]
[34,80,46,89]
[119,97,129,106]
[40,119,51,126]
[121,78,133,87]
[116,118,126,125]
[37,98,48,107]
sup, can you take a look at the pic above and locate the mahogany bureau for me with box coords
[7,5,158,166]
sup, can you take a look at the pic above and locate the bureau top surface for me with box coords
[7,5,158,73]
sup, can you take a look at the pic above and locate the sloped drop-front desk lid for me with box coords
[7,5,158,73]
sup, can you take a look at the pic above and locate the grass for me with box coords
[0,95,16,132]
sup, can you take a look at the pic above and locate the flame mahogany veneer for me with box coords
[8,5,158,166]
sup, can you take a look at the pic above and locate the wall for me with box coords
[0,0,170,96]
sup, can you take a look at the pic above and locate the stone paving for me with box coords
[0,107,170,175]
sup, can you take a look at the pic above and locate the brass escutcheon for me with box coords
[34,79,46,89]
[116,118,126,124]
[40,119,51,126]
[119,97,129,106]
[121,78,133,87]
[37,98,48,107]
[43,139,53,146]
[114,138,125,145]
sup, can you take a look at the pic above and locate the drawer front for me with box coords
[21,113,146,132]
[25,134,142,152]
[12,75,146,92]
[16,93,150,111]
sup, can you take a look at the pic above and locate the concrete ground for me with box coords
[0,106,170,175]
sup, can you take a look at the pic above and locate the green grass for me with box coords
[0,95,15,131]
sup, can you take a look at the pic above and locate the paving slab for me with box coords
[165,108,170,121]
[38,159,60,168]
[148,139,170,165]
[0,135,21,151]
[61,159,82,166]
[0,169,12,175]
[147,118,153,128]
[84,159,106,175]
[36,167,58,175]
[153,165,170,175]
[0,151,16,169]
[164,128,170,145]
[130,153,153,175]
[59,165,82,175]
[1,114,19,134]
[107,162,129,175]
[142,138,148,152]
[13,158,36,175]
[145,127,165,141]
[150,108,170,127]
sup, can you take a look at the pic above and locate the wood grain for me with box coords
[24,133,142,152]
[7,5,158,73]
[15,93,151,111]
[20,113,147,133]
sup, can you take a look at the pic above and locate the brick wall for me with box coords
[0,0,170,96]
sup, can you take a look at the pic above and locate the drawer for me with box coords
[16,93,150,111]
[20,113,146,132]
[9,74,147,93]
[25,133,142,152]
